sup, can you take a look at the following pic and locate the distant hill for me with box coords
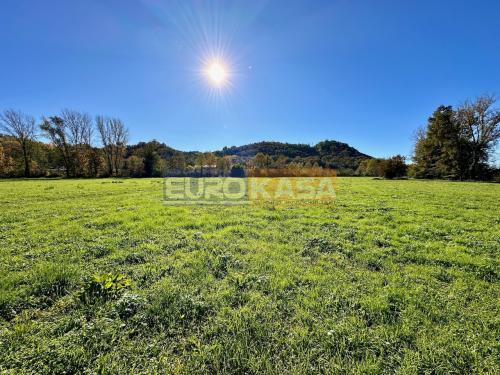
[217,141,316,158]
[211,140,371,172]
[123,139,371,174]
[216,140,370,159]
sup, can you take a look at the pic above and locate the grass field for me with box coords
[0,178,499,374]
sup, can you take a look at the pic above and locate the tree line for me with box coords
[0,112,372,178]
[0,109,128,178]
[0,110,242,178]
[0,94,499,180]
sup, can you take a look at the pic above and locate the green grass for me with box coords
[0,178,499,374]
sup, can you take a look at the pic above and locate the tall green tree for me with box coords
[413,106,461,179]
[141,142,162,177]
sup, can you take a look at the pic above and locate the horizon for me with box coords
[1,0,500,160]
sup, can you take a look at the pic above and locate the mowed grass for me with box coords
[0,178,499,374]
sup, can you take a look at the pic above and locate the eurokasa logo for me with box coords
[163,168,337,205]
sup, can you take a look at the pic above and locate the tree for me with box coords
[366,159,383,176]
[195,153,205,176]
[126,155,145,177]
[0,110,37,177]
[413,96,500,180]
[274,155,288,169]
[60,109,93,176]
[252,152,272,169]
[96,116,112,176]
[96,116,128,176]
[356,157,406,178]
[356,158,383,177]
[141,142,162,177]
[0,143,6,175]
[40,116,74,177]
[204,153,217,176]
[217,155,232,176]
[230,164,245,177]
[86,147,103,177]
[169,153,187,175]
[0,140,17,177]
[413,106,461,179]
[380,155,407,179]
[455,95,500,179]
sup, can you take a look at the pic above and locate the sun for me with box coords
[205,61,228,87]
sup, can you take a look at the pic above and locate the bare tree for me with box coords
[0,109,37,177]
[109,118,128,176]
[60,109,93,176]
[96,116,112,176]
[455,94,500,179]
[96,116,128,176]
[61,109,93,147]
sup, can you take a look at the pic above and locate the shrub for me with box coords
[381,155,407,179]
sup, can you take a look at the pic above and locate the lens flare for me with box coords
[205,61,229,87]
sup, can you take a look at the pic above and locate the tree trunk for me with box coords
[23,151,30,177]
[105,146,113,176]
[21,142,30,177]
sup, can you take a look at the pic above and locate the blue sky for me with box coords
[1,0,499,158]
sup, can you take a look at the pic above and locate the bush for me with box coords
[381,155,407,179]
[357,155,407,178]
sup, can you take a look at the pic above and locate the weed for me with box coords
[80,273,131,303]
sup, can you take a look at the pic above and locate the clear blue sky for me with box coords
[1,0,499,158]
